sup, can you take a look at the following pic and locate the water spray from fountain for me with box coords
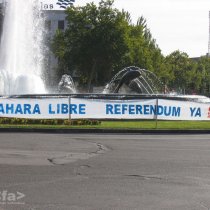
[58,74,76,94]
[103,66,163,94]
[0,0,46,95]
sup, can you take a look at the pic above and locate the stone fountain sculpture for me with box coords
[58,74,76,93]
[103,66,163,94]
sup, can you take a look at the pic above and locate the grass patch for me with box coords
[101,121,210,130]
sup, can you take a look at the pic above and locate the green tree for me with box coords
[52,0,129,91]
[52,0,167,92]
[121,16,164,79]
[165,50,196,94]
[195,56,210,95]
[114,16,166,95]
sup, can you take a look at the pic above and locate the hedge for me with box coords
[0,118,101,126]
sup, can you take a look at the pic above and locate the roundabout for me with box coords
[0,1,209,209]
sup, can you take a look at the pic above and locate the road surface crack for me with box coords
[47,142,108,165]
[124,174,162,180]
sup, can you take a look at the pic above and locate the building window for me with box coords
[58,20,65,30]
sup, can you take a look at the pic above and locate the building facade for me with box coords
[0,0,6,38]
[44,10,68,86]
[40,0,75,86]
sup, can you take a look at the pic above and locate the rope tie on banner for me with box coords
[68,96,71,125]
[155,98,158,129]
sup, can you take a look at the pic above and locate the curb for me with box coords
[0,128,210,134]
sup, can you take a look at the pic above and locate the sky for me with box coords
[76,0,210,58]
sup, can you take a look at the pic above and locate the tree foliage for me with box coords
[52,0,162,91]
[52,0,129,91]
[193,56,210,95]
[164,51,210,95]
[52,0,210,96]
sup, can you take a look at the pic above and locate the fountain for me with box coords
[0,1,209,122]
[0,0,209,111]
[0,0,46,95]
[58,74,76,94]
[103,66,163,94]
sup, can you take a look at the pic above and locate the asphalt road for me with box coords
[0,133,210,209]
